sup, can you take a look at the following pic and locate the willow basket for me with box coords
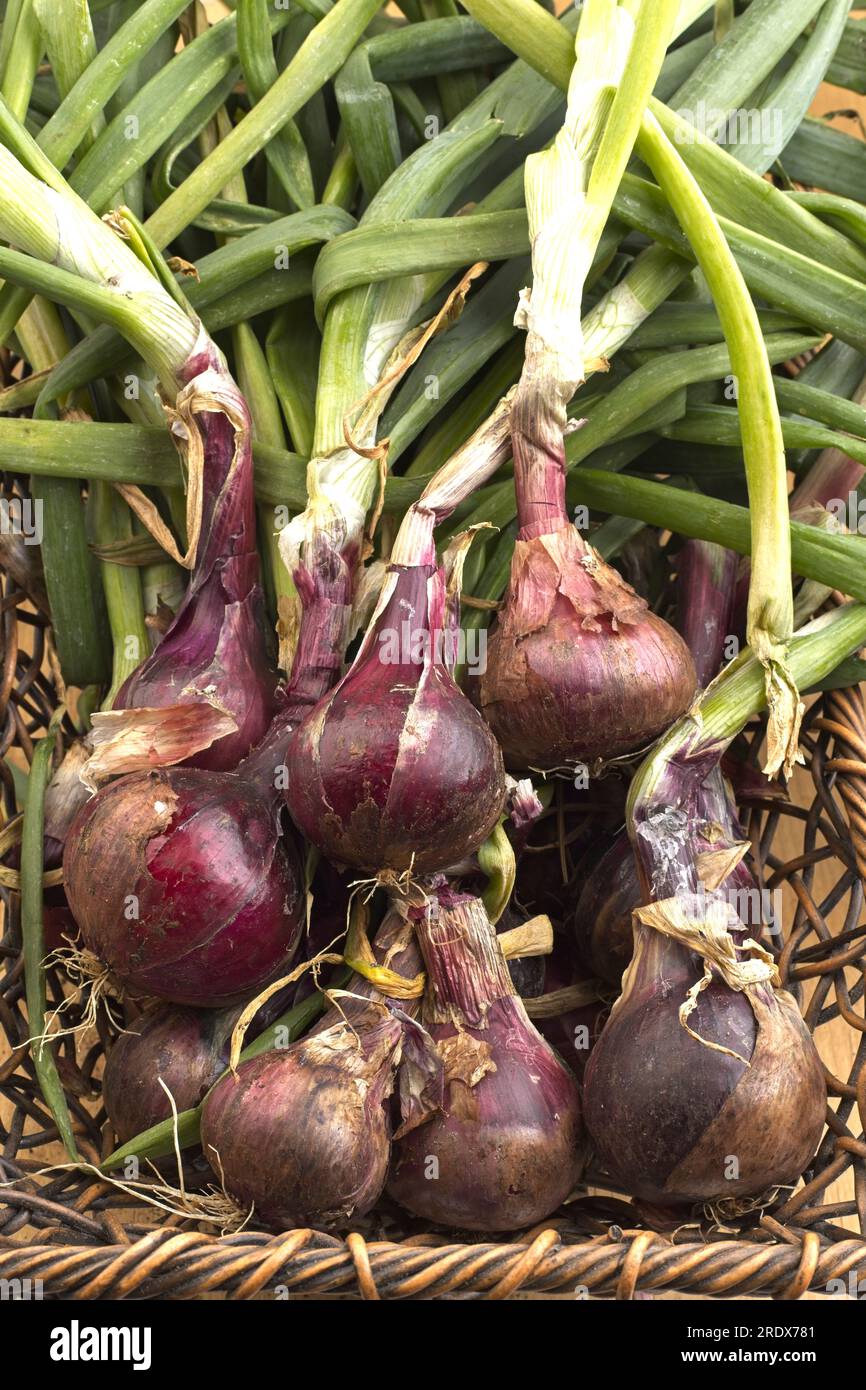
[2,509,866,1303]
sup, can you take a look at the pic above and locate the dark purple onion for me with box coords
[584,737,826,1208]
[286,560,506,875]
[200,997,441,1230]
[388,889,583,1232]
[64,765,303,1007]
[475,522,696,771]
[103,1003,236,1144]
[582,917,826,1207]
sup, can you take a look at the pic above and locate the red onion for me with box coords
[582,900,825,1207]
[200,996,441,1230]
[63,523,357,1009]
[286,538,506,876]
[64,764,304,1007]
[102,980,298,1144]
[87,348,280,781]
[388,887,583,1231]
[583,734,825,1208]
[103,1002,238,1144]
[473,374,695,772]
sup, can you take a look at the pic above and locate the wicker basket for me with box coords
[2,497,866,1303]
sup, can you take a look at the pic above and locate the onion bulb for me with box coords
[65,765,303,1007]
[286,559,506,875]
[388,888,583,1231]
[583,890,826,1207]
[200,997,441,1230]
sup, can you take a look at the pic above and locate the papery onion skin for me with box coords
[388,892,583,1232]
[573,834,762,986]
[286,563,506,874]
[474,525,697,771]
[64,766,303,1008]
[114,575,278,774]
[105,357,279,774]
[583,930,826,1206]
[200,1002,406,1230]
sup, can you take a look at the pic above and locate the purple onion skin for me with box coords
[64,767,303,1007]
[478,595,697,771]
[583,935,826,1207]
[388,893,583,1232]
[388,996,582,1231]
[675,539,737,690]
[114,374,278,770]
[103,1004,231,1144]
[200,1007,402,1230]
[115,569,277,773]
[286,564,506,875]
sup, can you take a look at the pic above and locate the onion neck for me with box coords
[511,385,572,540]
[414,890,515,1028]
[676,539,738,688]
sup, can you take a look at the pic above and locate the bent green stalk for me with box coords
[629,603,866,825]
[635,110,799,778]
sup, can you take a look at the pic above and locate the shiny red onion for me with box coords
[64,765,303,1007]
[388,888,583,1231]
[286,558,506,875]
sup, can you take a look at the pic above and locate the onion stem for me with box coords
[145,0,384,250]
[629,601,866,819]
[635,110,798,776]
[21,732,80,1161]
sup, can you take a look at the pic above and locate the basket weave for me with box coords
[2,480,866,1302]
